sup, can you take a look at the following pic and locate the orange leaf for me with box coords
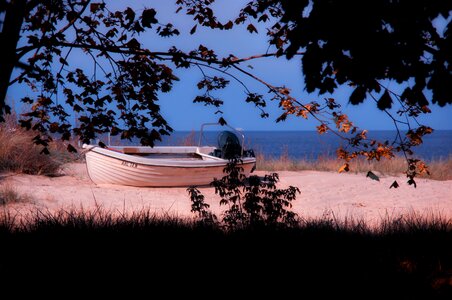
[338,163,349,173]
[316,124,328,134]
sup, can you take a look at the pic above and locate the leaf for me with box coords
[190,24,197,35]
[377,90,393,110]
[67,144,77,153]
[276,112,288,123]
[59,57,68,65]
[19,118,32,130]
[40,147,50,155]
[258,14,269,22]
[126,38,140,49]
[218,117,227,126]
[421,105,431,113]
[366,171,380,181]
[141,8,158,28]
[407,178,417,188]
[49,122,59,133]
[338,163,349,173]
[247,23,258,34]
[349,86,366,105]
[389,181,399,189]
[90,3,101,13]
[316,124,328,134]
[224,20,233,29]
[124,7,136,24]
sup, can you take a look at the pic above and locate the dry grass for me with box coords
[0,182,31,205]
[0,113,80,175]
[426,157,452,181]
[256,152,452,181]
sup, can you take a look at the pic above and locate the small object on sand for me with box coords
[366,171,380,181]
[390,180,400,189]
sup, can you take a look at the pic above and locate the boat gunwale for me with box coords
[83,145,256,168]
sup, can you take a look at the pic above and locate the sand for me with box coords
[1,162,451,225]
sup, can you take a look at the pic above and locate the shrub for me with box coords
[188,158,300,229]
[0,114,79,175]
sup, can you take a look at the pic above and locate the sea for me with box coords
[146,130,452,162]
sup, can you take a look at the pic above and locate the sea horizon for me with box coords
[140,129,452,162]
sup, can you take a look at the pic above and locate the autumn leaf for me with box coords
[316,124,328,134]
[360,130,368,139]
[340,121,352,133]
[421,105,431,113]
[417,161,430,175]
[406,130,423,146]
[296,108,308,119]
[279,87,290,95]
[338,163,349,173]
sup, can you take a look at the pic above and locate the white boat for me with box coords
[82,124,256,187]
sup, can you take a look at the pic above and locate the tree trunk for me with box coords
[0,0,27,121]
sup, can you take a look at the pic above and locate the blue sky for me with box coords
[145,1,452,131]
[6,0,452,132]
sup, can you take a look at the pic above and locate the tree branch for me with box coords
[231,64,350,142]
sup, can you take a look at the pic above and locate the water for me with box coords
[112,130,452,161]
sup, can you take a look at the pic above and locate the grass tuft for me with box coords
[0,113,80,175]
[0,182,31,205]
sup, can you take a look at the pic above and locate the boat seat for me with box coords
[210,148,223,158]
[218,131,242,159]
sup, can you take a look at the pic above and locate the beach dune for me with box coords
[2,162,452,225]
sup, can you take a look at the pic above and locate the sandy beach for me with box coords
[2,162,452,225]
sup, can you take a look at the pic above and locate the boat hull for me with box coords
[84,147,256,187]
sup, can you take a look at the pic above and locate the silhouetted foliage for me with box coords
[1,208,452,298]
[237,0,452,107]
[187,186,217,225]
[188,158,300,229]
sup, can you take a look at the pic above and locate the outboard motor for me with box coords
[217,131,242,159]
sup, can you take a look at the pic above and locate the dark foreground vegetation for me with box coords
[1,210,451,298]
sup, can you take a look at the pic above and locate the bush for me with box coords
[0,114,78,175]
[188,158,300,229]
